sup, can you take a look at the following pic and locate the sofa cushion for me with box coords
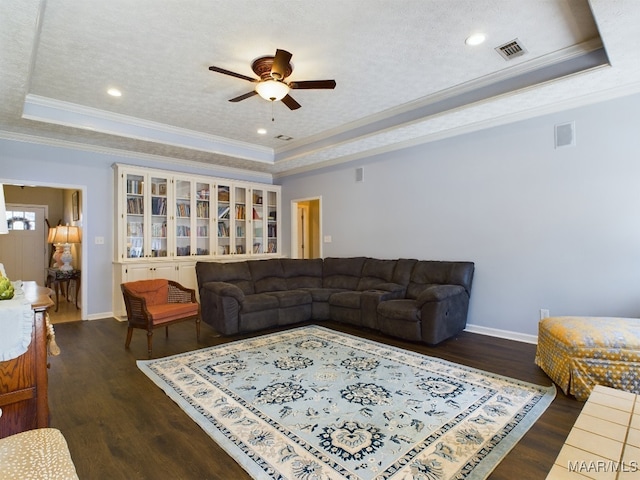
[407,261,474,299]
[266,290,312,308]
[240,293,279,313]
[329,291,362,309]
[356,258,396,291]
[125,279,169,306]
[248,259,287,293]
[281,258,323,289]
[303,287,345,302]
[196,261,255,295]
[323,257,366,290]
[377,299,421,322]
[392,258,418,286]
[147,302,199,324]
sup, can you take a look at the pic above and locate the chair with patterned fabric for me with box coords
[121,279,200,358]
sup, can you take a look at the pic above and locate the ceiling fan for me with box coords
[208,49,336,110]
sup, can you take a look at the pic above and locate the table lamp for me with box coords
[51,225,81,271]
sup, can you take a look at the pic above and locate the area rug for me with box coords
[138,326,555,479]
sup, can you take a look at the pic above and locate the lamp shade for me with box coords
[51,225,81,244]
[255,80,290,101]
[47,227,57,244]
[0,184,8,235]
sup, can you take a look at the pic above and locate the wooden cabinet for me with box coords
[0,282,54,438]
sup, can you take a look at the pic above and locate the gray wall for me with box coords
[279,92,640,337]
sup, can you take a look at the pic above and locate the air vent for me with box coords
[495,39,527,60]
[275,134,293,141]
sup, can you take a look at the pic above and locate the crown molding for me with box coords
[274,76,640,179]
[0,129,274,182]
[22,94,275,164]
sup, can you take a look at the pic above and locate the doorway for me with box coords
[0,204,48,284]
[291,197,322,259]
[0,183,85,323]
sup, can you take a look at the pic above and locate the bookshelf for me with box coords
[115,164,280,262]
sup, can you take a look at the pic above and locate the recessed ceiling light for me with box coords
[107,88,122,97]
[465,33,486,46]
[257,128,267,135]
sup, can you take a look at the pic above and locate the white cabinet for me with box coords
[113,164,281,317]
[118,167,171,260]
[115,164,280,261]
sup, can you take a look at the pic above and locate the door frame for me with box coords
[1,177,88,320]
[290,196,322,259]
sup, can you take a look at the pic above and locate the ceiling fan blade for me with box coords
[281,94,301,110]
[271,49,292,80]
[290,80,337,89]
[209,65,256,83]
[229,91,258,102]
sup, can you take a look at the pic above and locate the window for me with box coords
[6,210,36,231]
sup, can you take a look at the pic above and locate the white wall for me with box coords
[279,92,640,336]
[0,142,272,319]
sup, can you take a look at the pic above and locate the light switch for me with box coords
[324,235,332,243]
[95,236,105,245]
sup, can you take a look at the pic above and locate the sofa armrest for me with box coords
[415,285,465,308]
[202,281,245,302]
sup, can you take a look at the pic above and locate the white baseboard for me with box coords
[464,323,538,345]
[85,312,115,321]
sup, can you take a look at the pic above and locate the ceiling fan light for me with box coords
[255,80,290,102]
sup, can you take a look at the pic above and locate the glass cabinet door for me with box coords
[149,175,169,257]
[195,182,211,256]
[251,188,264,254]
[267,190,278,253]
[234,186,248,254]
[175,179,191,257]
[216,183,231,255]
[125,173,145,258]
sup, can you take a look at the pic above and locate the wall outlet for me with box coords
[324,235,332,243]
[540,309,550,320]
[95,236,105,245]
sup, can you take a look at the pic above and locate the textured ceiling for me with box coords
[2,0,640,177]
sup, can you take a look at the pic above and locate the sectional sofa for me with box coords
[195,257,474,345]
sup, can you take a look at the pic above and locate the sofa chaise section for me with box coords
[377,261,475,344]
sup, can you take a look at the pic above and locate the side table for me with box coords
[45,268,80,312]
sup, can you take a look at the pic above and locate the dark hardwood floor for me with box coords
[48,318,582,479]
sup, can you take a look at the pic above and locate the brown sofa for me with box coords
[195,257,474,345]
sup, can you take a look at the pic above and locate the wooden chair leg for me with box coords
[196,317,201,341]
[147,330,153,359]
[165,326,169,338]
[125,326,133,348]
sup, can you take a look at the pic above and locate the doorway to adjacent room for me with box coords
[291,197,322,259]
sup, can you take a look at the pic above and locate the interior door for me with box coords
[0,204,47,284]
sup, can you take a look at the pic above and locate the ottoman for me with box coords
[0,428,79,479]
[535,316,640,401]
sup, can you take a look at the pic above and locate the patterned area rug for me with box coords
[138,326,555,479]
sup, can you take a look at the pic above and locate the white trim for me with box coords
[273,78,640,179]
[22,94,274,164]
[0,130,274,182]
[465,323,538,345]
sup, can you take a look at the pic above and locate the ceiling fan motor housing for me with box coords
[252,56,292,81]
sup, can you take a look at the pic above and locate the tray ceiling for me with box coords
[2,0,640,177]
